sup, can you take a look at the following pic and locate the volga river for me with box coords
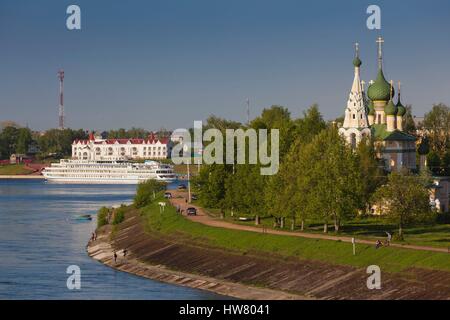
[0,179,221,300]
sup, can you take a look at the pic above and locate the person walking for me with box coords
[113,251,117,263]
[375,240,383,249]
[385,232,392,246]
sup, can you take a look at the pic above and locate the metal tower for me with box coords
[58,69,65,129]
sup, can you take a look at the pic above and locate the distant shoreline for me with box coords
[0,175,44,179]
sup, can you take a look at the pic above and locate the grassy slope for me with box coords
[0,164,34,175]
[141,196,450,273]
[203,207,450,249]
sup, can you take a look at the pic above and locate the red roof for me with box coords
[74,133,169,145]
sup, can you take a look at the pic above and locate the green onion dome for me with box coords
[368,101,375,115]
[353,56,362,67]
[385,99,397,116]
[396,98,406,116]
[367,69,394,101]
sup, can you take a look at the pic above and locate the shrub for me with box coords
[97,207,110,228]
[134,180,166,208]
[112,207,126,225]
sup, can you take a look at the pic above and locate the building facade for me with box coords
[72,132,172,161]
[339,37,416,172]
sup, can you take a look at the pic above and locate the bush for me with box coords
[97,207,110,228]
[112,206,126,225]
[134,180,166,208]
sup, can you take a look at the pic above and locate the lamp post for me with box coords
[183,143,191,203]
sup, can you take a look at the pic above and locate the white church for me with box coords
[339,37,417,172]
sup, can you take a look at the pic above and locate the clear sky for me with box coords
[1,0,449,131]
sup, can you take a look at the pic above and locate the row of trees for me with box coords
[0,126,33,158]
[422,104,450,176]
[0,126,88,160]
[0,124,173,160]
[192,105,434,238]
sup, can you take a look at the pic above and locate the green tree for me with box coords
[302,128,364,232]
[37,129,87,157]
[204,115,242,131]
[292,104,327,145]
[16,128,33,154]
[356,137,386,211]
[193,164,230,210]
[372,170,434,240]
[442,151,450,176]
[404,105,417,134]
[250,105,293,158]
[0,126,19,157]
[427,151,441,176]
[134,180,166,208]
[423,103,450,155]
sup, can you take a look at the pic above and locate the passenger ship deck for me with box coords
[42,159,177,184]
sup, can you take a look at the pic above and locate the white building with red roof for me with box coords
[72,132,172,161]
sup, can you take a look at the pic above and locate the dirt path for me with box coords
[169,190,449,254]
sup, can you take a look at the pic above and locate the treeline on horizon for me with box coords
[0,122,171,160]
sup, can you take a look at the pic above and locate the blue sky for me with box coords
[0,0,449,131]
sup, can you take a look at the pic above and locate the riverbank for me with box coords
[88,200,450,299]
[0,175,44,179]
[87,227,306,300]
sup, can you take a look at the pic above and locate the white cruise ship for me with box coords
[42,159,177,184]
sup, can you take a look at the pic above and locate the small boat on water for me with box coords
[71,214,93,221]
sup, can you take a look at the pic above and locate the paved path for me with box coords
[169,190,449,254]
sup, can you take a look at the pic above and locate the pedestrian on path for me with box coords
[385,232,392,246]
[375,240,383,249]
[113,251,117,263]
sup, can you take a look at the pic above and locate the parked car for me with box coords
[164,192,172,199]
[191,194,198,201]
[177,184,187,190]
[186,207,197,216]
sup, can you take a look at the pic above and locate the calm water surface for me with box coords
[0,179,221,300]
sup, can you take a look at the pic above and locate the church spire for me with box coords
[368,36,393,101]
[353,42,362,67]
[341,42,370,132]
[376,36,384,70]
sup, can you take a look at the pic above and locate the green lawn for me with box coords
[203,208,450,249]
[0,164,34,175]
[140,196,450,273]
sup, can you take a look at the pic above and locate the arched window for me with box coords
[95,147,101,156]
[108,147,113,156]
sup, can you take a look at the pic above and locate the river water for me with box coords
[0,179,220,300]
